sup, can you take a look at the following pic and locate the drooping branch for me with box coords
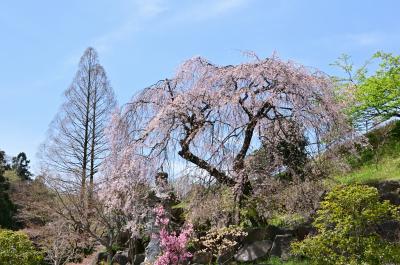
[114,54,354,211]
[178,123,235,186]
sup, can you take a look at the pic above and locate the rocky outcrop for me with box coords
[91,251,108,265]
[112,250,130,265]
[270,234,295,260]
[133,253,145,265]
[144,172,182,264]
[234,240,273,262]
[373,180,400,205]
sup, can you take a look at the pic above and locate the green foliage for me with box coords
[0,152,16,229]
[12,152,32,180]
[0,229,43,265]
[292,185,400,265]
[268,214,306,229]
[0,178,16,229]
[336,52,400,127]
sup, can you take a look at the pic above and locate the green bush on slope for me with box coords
[292,185,400,265]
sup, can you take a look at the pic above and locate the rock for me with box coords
[372,181,400,205]
[112,250,130,265]
[376,181,400,194]
[133,253,145,265]
[91,251,108,265]
[144,234,161,264]
[234,240,273,262]
[129,238,146,259]
[144,172,179,264]
[117,229,131,248]
[192,251,213,264]
[217,249,236,264]
[378,220,400,242]
[243,227,266,244]
[270,234,294,260]
[243,226,284,245]
[292,223,314,240]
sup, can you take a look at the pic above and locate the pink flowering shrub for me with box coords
[154,205,193,265]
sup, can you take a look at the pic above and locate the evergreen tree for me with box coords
[0,150,16,229]
[12,152,32,181]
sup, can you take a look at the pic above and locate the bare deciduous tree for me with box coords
[40,47,116,205]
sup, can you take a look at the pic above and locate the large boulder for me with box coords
[373,181,400,205]
[378,220,400,242]
[112,250,130,265]
[289,223,314,241]
[270,234,294,260]
[234,240,273,262]
[243,226,283,244]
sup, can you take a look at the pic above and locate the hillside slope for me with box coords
[336,120,400,184]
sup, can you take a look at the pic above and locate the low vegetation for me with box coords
[337,121,400,184]
[292,185,400,264]
[0,229,43,265]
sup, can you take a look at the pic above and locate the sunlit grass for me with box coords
[264,257,310,265]
[336,154,400,184]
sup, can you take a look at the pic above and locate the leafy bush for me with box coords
[292,185,400,264]
[0,229,43,265]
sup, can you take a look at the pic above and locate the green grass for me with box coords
[336,155,400,184]
[268,214,306,229]
[335,121,400,184]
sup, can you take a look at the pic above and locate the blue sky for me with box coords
[1,0,399,173]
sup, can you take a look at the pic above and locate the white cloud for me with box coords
[90,0,248,53]
[173,0,249,22]
[135,0,167,17]
[214,0,248,13]
[91,0,167,53]
[347,32,383,46]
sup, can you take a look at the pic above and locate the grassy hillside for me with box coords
[336,120,400,184]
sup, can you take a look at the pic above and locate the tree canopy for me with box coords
[105,54,355,224]
[12,152,32,180]
[336,52,400,130]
